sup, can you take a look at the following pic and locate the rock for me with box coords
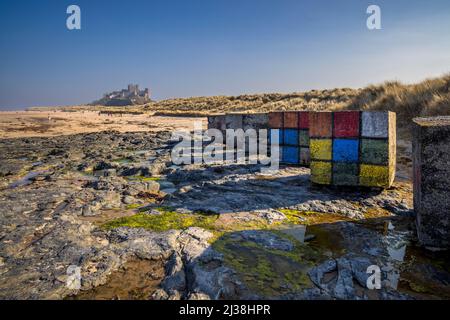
[258,210,286,224]
[161,253,186,294]
[237,230,294,251]
[145,181,161,193]
[308,259,337,289]
[93,169,116,177]
[160,188,177,195]
[151,288,169,300]
[93,161,117,171]
[334,258,355,299]
[81,201,102,217]
[158,181,176,190]
[187,292,211,300]
[122,196,136,205]
[124,181,160,196]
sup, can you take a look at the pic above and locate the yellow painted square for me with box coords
[310,139,332,161]
[310,161,332,184]
[359,164,389,187]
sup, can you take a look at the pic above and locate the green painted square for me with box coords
[332,163,359,186]
[299,130,309,147]
[361,139,388,165]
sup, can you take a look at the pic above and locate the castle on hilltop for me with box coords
[92,84,151,106]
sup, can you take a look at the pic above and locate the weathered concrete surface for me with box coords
[269,112,283,129]
[207,114,226,131]
[283,112,298,128]
[242,113,269,131]
[309,112,332,138]
[362,111,389,138]
[413,116,450,249]
[225,114,243,130]
[333,111,360,138]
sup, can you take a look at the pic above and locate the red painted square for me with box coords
[269,112,283,128]
[283,112,298,128]
[333,111,360,138]
[298,111,310,129]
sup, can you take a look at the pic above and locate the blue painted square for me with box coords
[283,129,299,146]
[332,139,359,163]
[282,146,299,164]
[269,129,282,145]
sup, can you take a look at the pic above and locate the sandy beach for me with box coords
[0,110,206,139]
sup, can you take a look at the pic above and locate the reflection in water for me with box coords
[277,224,306,243]
[383,220,409,290]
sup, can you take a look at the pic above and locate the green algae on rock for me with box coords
[101,207,219,232]
[211,230,324,298]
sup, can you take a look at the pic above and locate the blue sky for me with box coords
[0,0,449,109]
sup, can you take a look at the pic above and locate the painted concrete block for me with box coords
[333,163,359,186]
[269,129,283,145]
[299,130,309,147]
[225,114,243,130]
[298,111,310,129]
[209,111,312,167]
[207,114,226,131]
[310,161,332,184]
[269,112,283,129]
[309,111,396,188]
[266,111,311,166]
[283,129,299,146]
[332,139,359,163]
[333,111,360,138]
[413,116,450,249]
[362,111,389,138]
[309,112,332,138]
[282,146,299,164]
[300,148,310,166]
[310,139,332,161]
[242,113,269,131]
[361,139,388,165]
[359,164,390,187]
[284,112,298,128]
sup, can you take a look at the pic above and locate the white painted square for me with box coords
[361,111,389,138]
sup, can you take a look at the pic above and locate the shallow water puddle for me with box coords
[69,258,165,300]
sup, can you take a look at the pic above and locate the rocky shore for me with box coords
[0,130,448,300]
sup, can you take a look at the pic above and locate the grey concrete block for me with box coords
[413,116,450,249]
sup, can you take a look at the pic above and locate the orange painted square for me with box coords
[269,112,283,128]
[283,112,298,128]
[309,112,332,138]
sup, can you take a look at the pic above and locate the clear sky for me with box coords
[0,0,449,109]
